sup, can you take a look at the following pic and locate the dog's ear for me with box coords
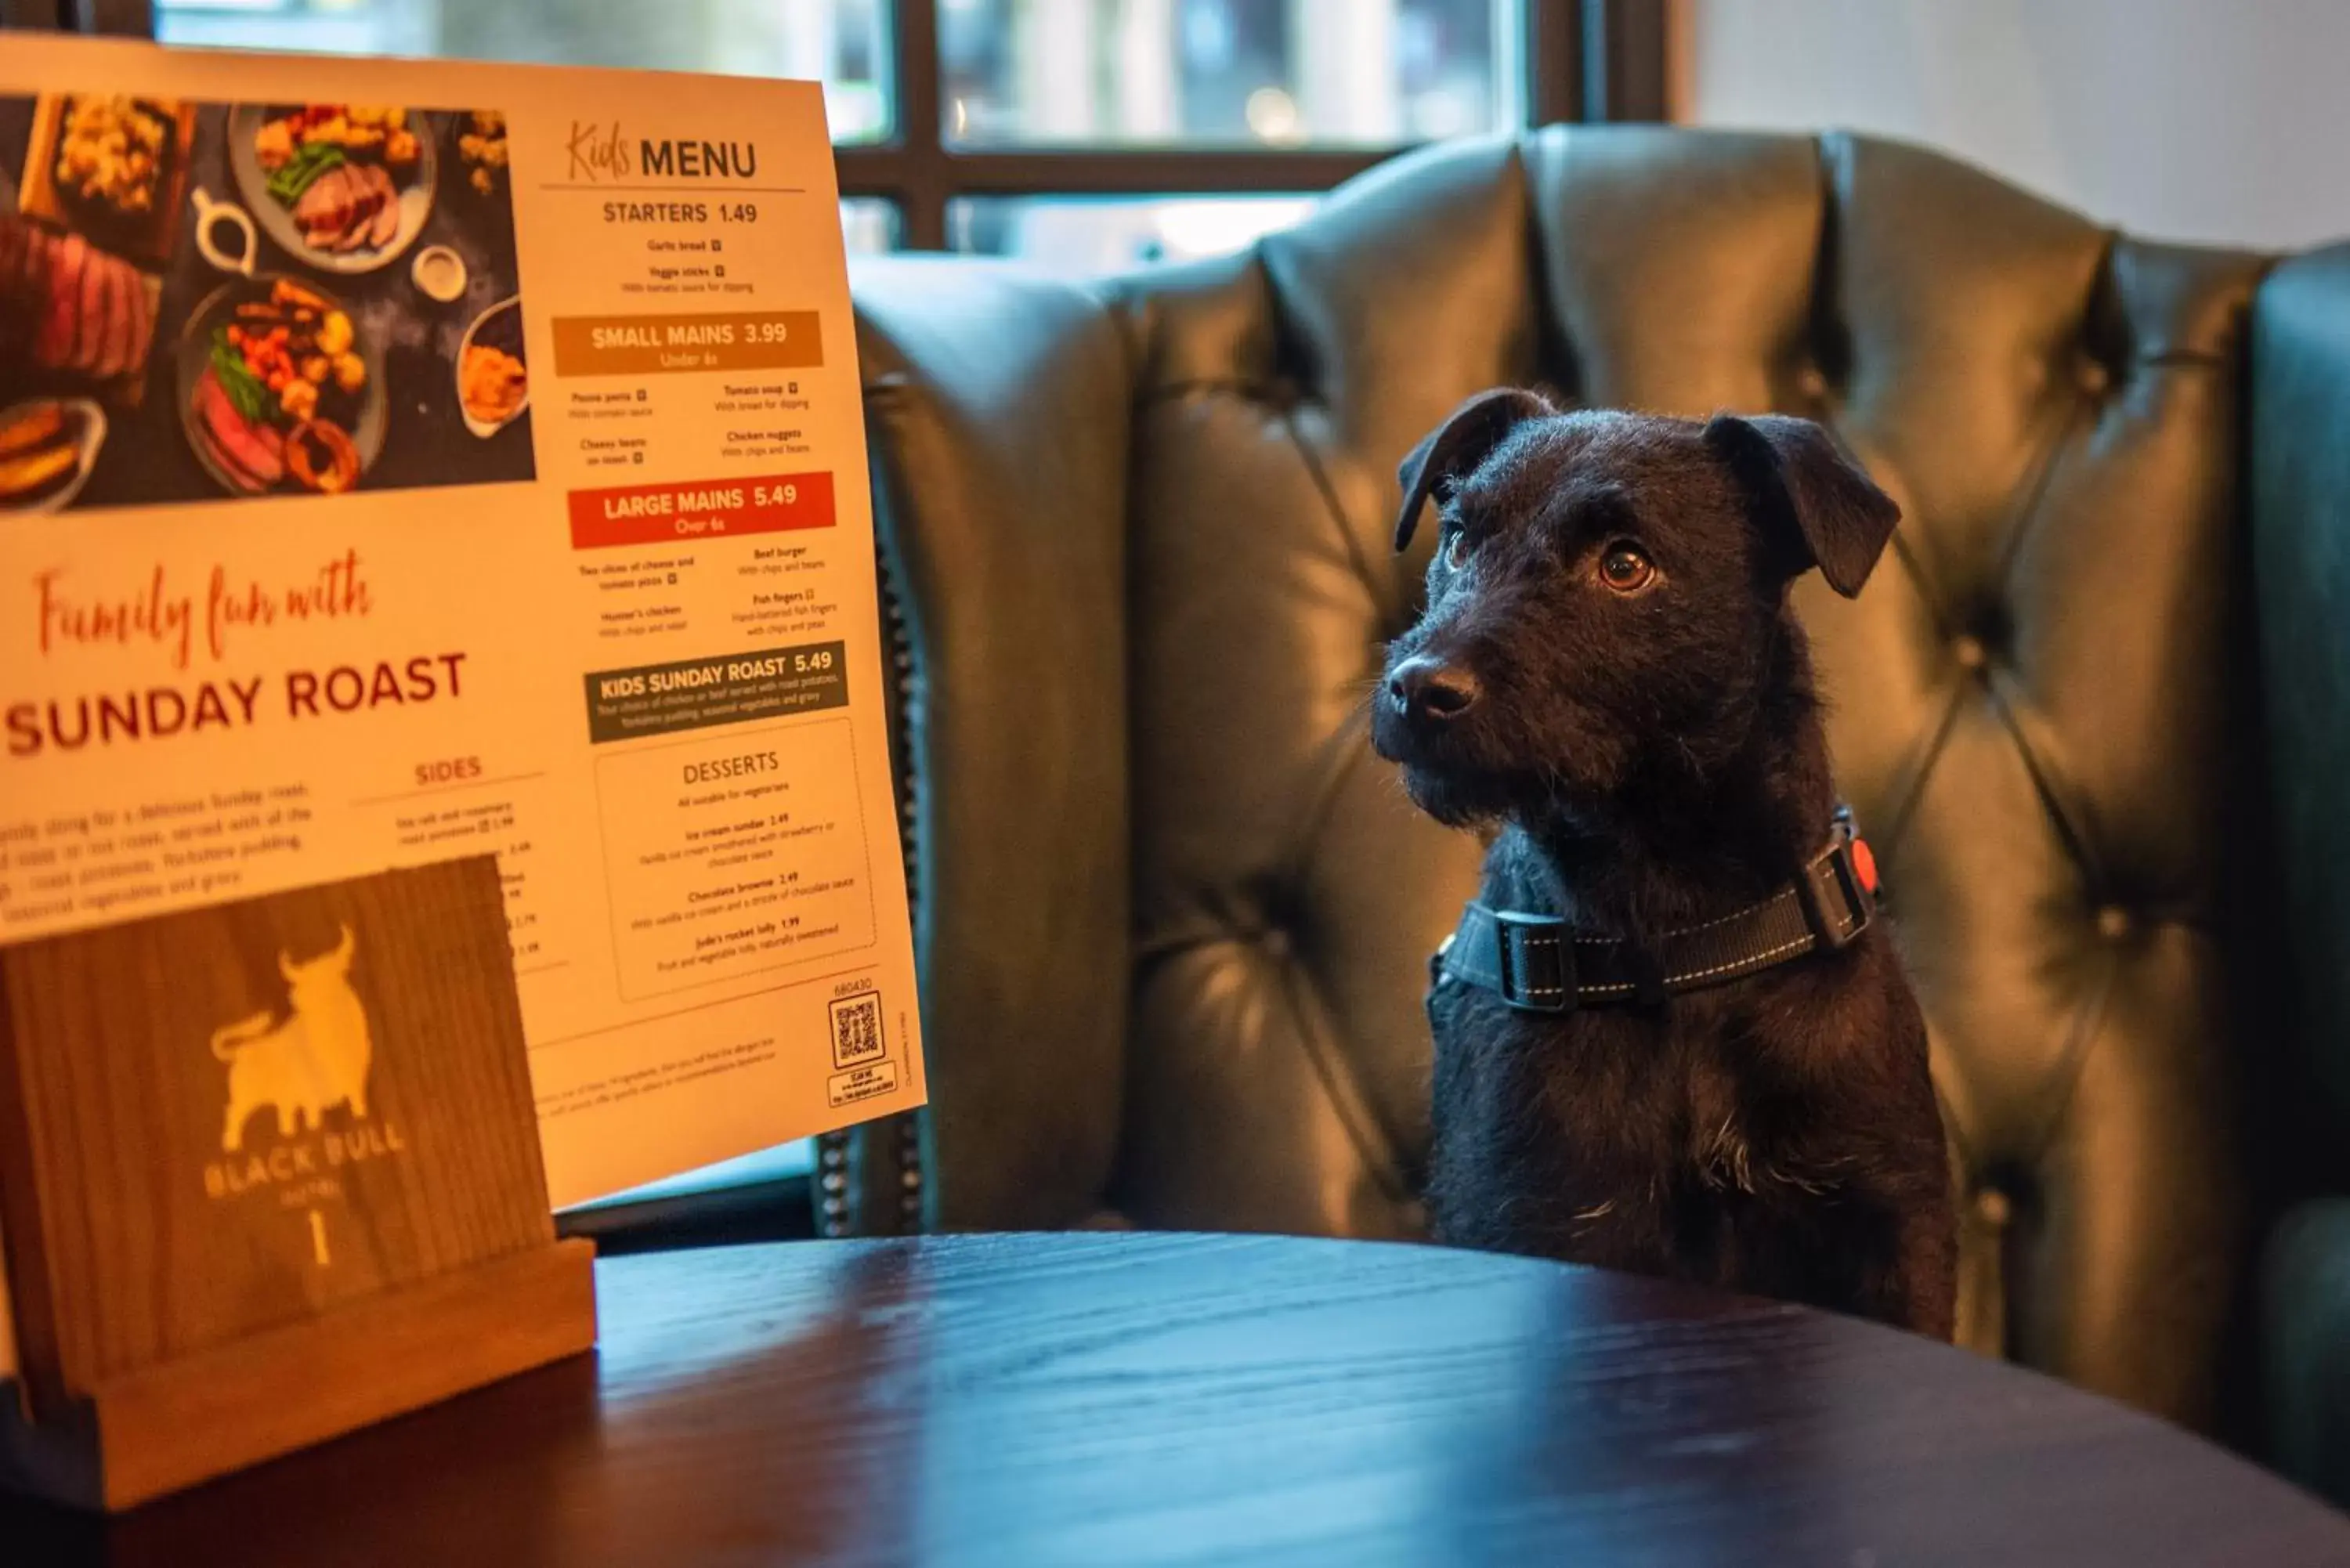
[1703,413,1900,598]
[1394,387,1551,552]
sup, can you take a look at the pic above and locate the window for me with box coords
[124,0,1653,1235]
[154,0,895,141]
[145,2,1660,269]
[939,0,1518,146]
[946,192,1317,272]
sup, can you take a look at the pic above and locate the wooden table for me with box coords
[6,1232,2348,1566]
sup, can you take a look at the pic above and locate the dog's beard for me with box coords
[1378,717,1588,831]
[1396,759,1528,830]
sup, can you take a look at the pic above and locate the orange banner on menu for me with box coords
[567,471,834,549]
[549,310,821,376]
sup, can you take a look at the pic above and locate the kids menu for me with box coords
[0,38,927,1216]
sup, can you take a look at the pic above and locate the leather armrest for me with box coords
[2253,247,2350,1490]
[2251,244,2350,1149]
[2263,1199,2350,1507]
[853,258,1133,1229]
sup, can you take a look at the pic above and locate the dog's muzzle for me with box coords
[1386,653,1480,729]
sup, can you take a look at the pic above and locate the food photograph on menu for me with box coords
[0,93,530,512]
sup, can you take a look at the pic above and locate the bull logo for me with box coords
[210,923,374,1154]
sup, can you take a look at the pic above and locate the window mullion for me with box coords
[891,0,949,248]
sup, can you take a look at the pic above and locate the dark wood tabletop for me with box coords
[5,1231,2348,1566]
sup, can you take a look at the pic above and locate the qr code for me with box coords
[829,991,885,1068]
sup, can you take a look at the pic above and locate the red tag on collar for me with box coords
[1851,836,1879,896]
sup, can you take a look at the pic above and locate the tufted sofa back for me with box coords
[1100,125,2273,1427]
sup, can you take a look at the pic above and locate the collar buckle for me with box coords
[1798,833,1874,952]
[1491,909,1576,1014]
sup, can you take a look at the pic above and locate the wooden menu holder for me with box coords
[0,856,595,1511]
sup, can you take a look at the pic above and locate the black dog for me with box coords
[1373,388,1955,1338]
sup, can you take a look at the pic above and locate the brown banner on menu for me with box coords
[549,309,821,376]
[582,641,846,742]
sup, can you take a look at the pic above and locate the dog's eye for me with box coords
[1598,544,1655,593]
[1444,529,1473,572]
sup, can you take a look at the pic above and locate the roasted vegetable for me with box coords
[254,117,295,172]
[56,97,175,216]
[0,440,79,504]
[208,329,271,425]
[0,402,69,459]
[460,343,527,427]
[0,401,89,508]
[460,110,509,196]
[285,418,359,493]
[272,278,332,316]
[266,139,345,206]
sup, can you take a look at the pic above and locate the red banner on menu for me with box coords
[566,471,835,549]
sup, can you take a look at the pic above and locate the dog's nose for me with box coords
[1387,656,1480,723]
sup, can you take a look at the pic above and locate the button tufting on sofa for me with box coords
[845,126,2347,1447]
[1080,123,2279,1430]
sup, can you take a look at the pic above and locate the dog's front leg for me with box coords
[1882,1188,1958,1340]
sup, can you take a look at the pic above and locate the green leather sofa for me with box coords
[835,125,2350,1498]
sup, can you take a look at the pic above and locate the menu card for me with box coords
[0,35,927,1233]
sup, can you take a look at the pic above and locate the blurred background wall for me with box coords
[1676,0,2350,251]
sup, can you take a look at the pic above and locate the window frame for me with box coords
[848,0,1654,249]
[77,2,1665,251]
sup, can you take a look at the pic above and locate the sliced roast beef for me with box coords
[293,166,360,241]
[6,228,43,334]
[0,218,26,300]
[197,426,268,493]
[331,175,383,253]
[5,228,44,363]
[0,217,43,299]
[193,368,284,490]
[74,244,112,372]
[28,227,52,299]
[125,268,155,378]
[32,231,85,369]
[87,252,121,378]
[0,220,31,359]
[96,255,137,379]
[363,164,400,248]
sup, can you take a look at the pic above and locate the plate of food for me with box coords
[226,104,436,273]
[16,94,197,266]
[457,294,528,437]
[176,275,385,497]
[0,397,107,515]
